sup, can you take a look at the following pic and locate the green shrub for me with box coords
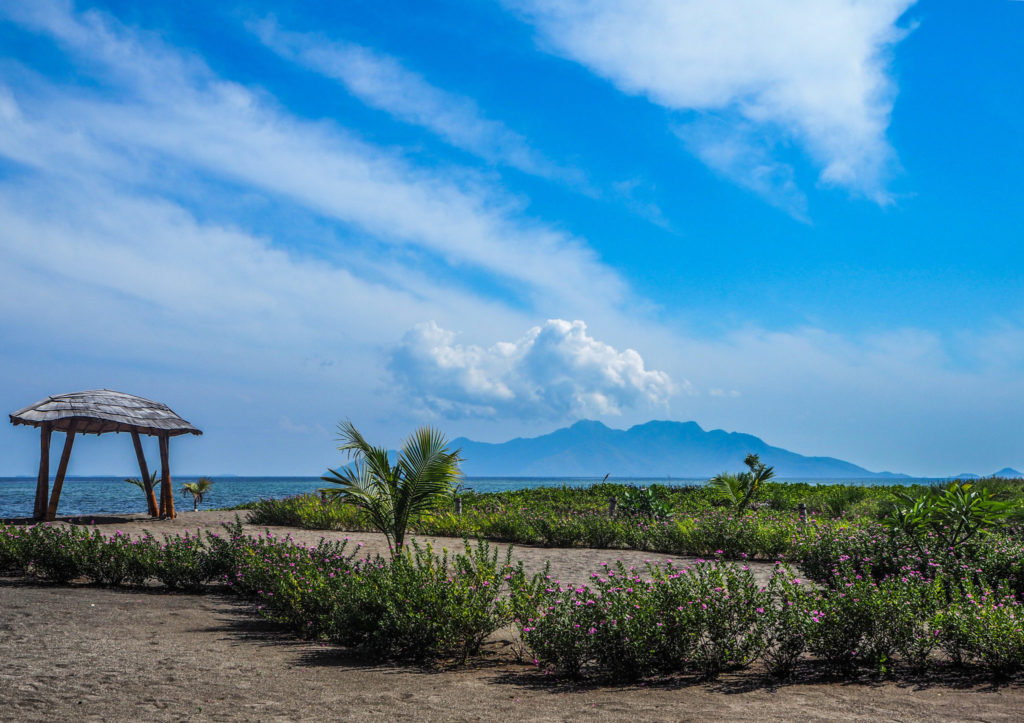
[937,584,1024,675]
[514,559,769,679]
[0,524,30,575]
[247,495,369,530]
[147,530,213,591]
[25,523,89,583]
[78,529,151,586]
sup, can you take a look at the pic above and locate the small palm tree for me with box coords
[180,477,214,511]
[126,471,158,492]
[126,471,159,514]
[320,421,463,556]
[708,453,775,510]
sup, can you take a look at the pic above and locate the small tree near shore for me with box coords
[708,454,775,510]
[180,477,214,511]
[319,421,463,556]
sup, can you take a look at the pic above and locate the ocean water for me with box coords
[0,474,953,520]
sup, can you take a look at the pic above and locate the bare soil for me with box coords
[1,511,1022,721]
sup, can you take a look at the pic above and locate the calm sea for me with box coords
[0,475,951,520]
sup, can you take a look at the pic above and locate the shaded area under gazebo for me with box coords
[9,390,202,521]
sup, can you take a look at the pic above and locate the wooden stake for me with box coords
[132,430,159,517]
[159,433,175,519]
[33,423,52,521]
[46,422,77,521]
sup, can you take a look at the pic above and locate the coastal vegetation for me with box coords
[319,421,463,556]
[4,504,1024,679]
[241,476,1024,559]
[180,477,214,511]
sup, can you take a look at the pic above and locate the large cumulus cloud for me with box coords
[389,319,677,419]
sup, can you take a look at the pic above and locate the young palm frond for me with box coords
[708,472,745,507]
[708,454,775,510]
[320,420,462,555]
[126,471,158,491]
[180,477,214,511]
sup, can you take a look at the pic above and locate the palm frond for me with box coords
[322,422,462,554]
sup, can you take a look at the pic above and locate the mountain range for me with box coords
[451,420,1022,479]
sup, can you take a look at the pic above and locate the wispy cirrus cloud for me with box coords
[0,0,625,316]
[508,0,916,210]
[251,17,584,186]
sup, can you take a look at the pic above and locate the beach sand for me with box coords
[2,511,1022,721]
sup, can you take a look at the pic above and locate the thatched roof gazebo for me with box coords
[9,390,202,520]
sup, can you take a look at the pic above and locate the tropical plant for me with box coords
[884,481,1016,549]
[319,421,463,555]
[126,471,157,491]
[126,471,159,513]
[617,485,673,519]
[180,477,214,511]
[708,453,775,510]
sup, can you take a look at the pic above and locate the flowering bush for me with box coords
[5,509,1024,678]
[23,523,90,582]
[937,583,1024,674]
[512,558,771,679]
[0,523,30,575]
[78,528,151,586]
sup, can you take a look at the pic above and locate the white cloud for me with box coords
[676,118,807,219]
[509,0,915,206]
[0,0,626,317]
[252,18,582,185]
[388,319,678,419]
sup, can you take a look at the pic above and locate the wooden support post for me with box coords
[46,422,77,521]
[608,497,617,517]
[158,433,175,519]
[131,430,159,517]
[33,423,52,521]
[797,502,807,523]
[454,496,462,516]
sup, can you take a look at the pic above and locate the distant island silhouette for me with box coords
[452,419,1021,479]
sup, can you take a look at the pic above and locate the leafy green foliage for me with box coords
[885,482,1017,548]
[320,421,462,555]
[180,477,214,511]
[125,471,157,491]
[247,494,369,530]
[617,486,673,519]
[708,454,775,510]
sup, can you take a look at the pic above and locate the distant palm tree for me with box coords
[126,471,158,492]
[180,477,214,511]
[708,454,774,510]
[320,421,462,556]
[126,471,159,514]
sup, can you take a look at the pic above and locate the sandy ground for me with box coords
[2,511,1024,721]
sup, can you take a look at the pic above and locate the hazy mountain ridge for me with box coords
[945,468,1024,480]
[453,419,902,478]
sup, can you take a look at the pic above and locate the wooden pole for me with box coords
[33,423,52,521]
[46,422,77,521]
[159,433,175,519]
[131,430,159,517]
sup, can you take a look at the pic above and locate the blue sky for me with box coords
[0,0,1021,477]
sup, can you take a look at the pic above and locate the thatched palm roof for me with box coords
[9,389,202,437]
